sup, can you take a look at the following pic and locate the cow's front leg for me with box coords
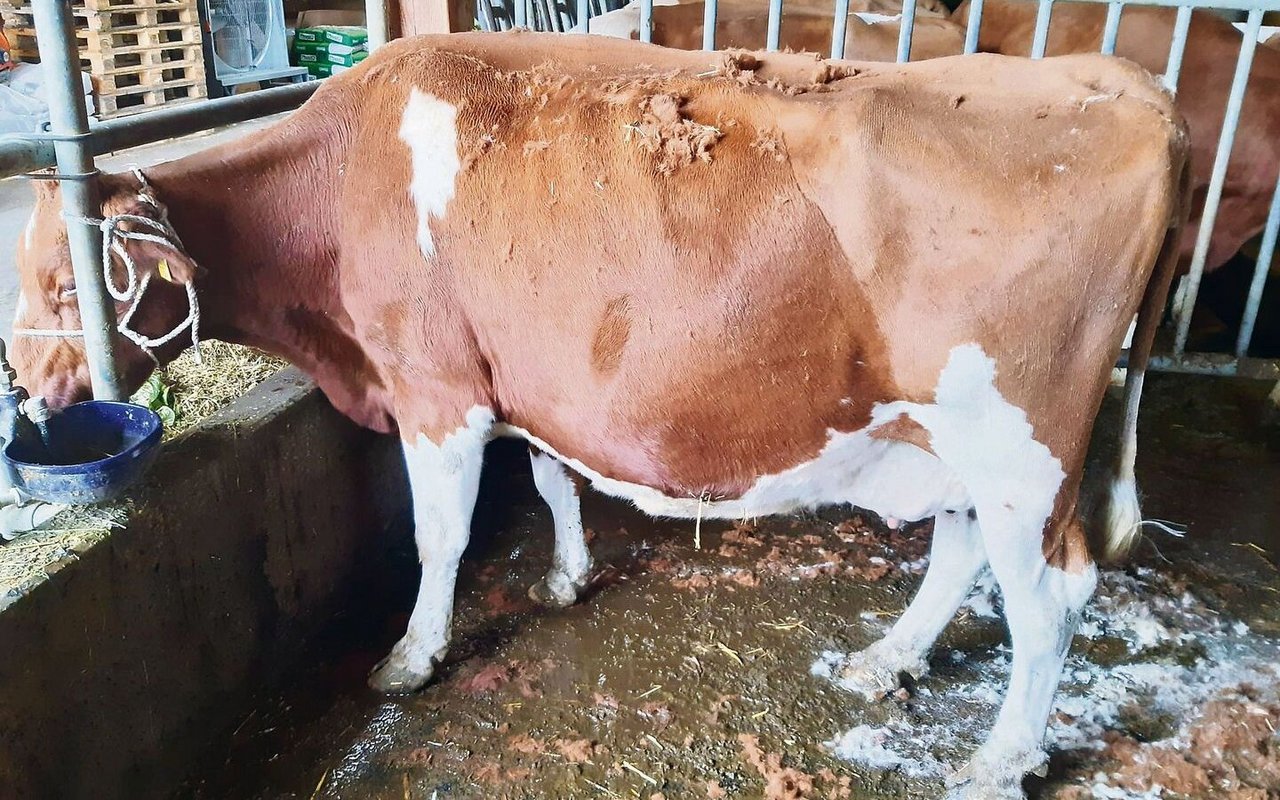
[369,412,491,694]
[840,507,987,698]
[527,447,593,607]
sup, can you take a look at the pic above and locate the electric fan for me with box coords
[203,0,309,95]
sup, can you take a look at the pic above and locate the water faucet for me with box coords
[0,339,62,541]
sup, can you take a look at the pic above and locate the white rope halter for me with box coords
[14,168,203,366]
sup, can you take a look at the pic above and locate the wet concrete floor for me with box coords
[175,374,1280,800]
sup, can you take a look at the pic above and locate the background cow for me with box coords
[591,0,964,60]
[955,0,1280,276]
[12,33,1187,799]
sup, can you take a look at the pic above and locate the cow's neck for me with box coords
[143,122,395,432]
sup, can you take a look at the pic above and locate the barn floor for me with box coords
[176,374,1280,800]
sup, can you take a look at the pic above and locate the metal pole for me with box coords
[831,0,850,58]
[1235,172,1280,358]
[1031,0,1053,58]
[896,0,917,62]
[702,0,717,50]
[1162,4,1192,92]
[33,0,122,401]
[577,0,588,32]
[514,0,527,27]
[963,0,985,54]
[639,0,653,42]
[1174,8,1263,355]
[365,0,388,48]
[766,0,783,51]
[1101,1,1123,54]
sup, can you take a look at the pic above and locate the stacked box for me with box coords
[291,24,368,77]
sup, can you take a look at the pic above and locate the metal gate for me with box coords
[482,0,1280,386]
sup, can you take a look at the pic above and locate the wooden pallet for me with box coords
[96,79,205,117]
[1,0,207,118]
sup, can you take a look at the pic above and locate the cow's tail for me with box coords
[1102,157,1191,563]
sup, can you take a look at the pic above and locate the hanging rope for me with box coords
[14,169,203,366]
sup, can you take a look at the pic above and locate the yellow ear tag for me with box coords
[157,258,174,283]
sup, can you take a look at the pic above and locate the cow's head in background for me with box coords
[12,172,201,407]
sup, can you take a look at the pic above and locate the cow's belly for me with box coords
[494,422,969,524]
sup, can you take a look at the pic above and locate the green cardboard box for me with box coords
[292,38,367,57]
[295,25,368,46]
[295,49,367,67]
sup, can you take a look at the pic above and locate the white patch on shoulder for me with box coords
[399,88,461,260]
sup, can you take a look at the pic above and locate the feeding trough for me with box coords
[3,401,163,505]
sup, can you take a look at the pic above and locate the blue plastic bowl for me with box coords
[3,401,163,504]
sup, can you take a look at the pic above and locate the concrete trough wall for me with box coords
[0,369,408,800]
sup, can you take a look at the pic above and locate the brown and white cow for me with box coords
[591,0,965,60]
[954,0,1280,274]
[12,33,1188,799]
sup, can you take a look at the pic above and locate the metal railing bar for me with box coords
[1101,2,1123,54]
[514,0,527,28]
[767,0,784,51]
[1031,0,1054,58]
[576,0,589,32]
[831,0,851,57]
[896,0,917,62]
[703,0,718,50]
[1236,173,1280,357]
[1163,4,1193,91]
[639,0,653,42]
[32,0,122,400]
[1173,8,1264,355]
[964,0,985,54]
[366,0,388,49]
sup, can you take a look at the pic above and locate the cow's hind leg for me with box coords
[840,507,987,698]
[527,447,593,607]
[369,412,491,693]
[946,512,1096,800]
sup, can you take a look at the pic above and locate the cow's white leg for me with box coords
[840,508,987,698]
[527,447,593,607]
[369,412,491,693]
[945,511,1096,800]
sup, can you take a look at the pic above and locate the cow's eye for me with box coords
[57,280,77,301]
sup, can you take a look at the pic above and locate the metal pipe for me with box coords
[0,82,319,182]
[1174,9,1263,355]
[514,0,527,28]
[577,0,588,32]
[1101,1,1123,54]
[831,0,851,58]
[1236,172,1280,358]
[33,0,122,401]
[963,0,985,54]
[365,0,388,48]
[1031,0,1054,58]
[896,0,917,62]
[703,0,718,50]
[1163,4,1192,92]
[639,0,653,42]
[767,0,783,51]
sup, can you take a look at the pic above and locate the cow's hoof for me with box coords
[368,648,435,694]
[837,642,927,700]
[527,564,591,608]
[943,745,1045,800]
